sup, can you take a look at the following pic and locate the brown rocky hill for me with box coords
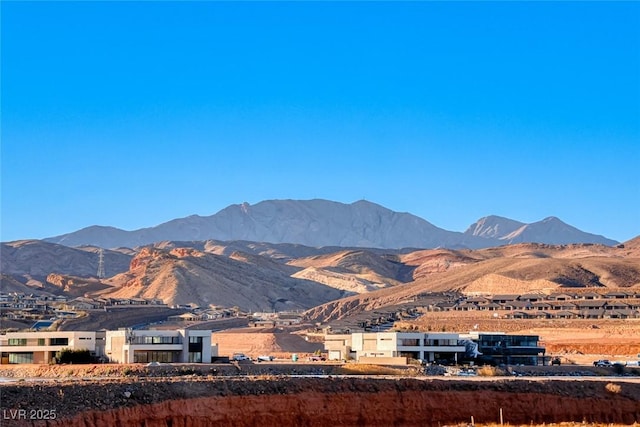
[304,241,640,321]
[287,250,411,294]
[3,238,639,321]
[98,247,347,311]
[0,240,132,288]
[45,274,113,298]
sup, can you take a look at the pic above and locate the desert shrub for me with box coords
[55,348,93,364]
[476,366,507,377]
[605,382,622,394]
[337,364,406,376]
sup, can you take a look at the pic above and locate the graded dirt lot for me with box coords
[212,327,324,359]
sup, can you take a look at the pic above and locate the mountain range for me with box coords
[3,199,633,317]
[43,199,618,249]
[3,237,639,314]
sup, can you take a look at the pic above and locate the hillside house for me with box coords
[105,329,215,364]
[0,331,105,364]
[547,293,578,301]
[324,331,465,365]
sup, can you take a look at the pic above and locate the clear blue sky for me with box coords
[1,1,639,243]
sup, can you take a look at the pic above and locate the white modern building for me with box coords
[324,331,466,365]
[105,329,215,364]
[0,331,104,364]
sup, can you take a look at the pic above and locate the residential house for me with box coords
[490,295,519,304]
[0,331,104,364]
[105,329,215,364]
[547,293,578,301]
[325,331,465,365]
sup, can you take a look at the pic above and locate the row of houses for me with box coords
[1,328,545,367]
[430,291,640,319]
[0,292,166,323]
[460,290,640,303]
[0,293,165,310]
[248,311,304,328]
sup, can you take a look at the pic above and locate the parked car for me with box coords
[308,355,326,362]
[232,353,250,361]
[551,357,561,366]
[256,355,275,362]
[593,359,612,367]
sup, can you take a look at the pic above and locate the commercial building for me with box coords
[105,329,216,364]
[0,331,104,364]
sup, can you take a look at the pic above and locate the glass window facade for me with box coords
[133,350,180,363]
[9,353,33,364]
[188,336,203,363]
[131,336,181,345]
[50,338,69,346]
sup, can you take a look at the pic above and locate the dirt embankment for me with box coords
[2,377,639,427]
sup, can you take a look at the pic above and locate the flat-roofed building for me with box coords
[0,331,104,364]
[105,329,215,364]
[324,331,465,365]
[474,333,545,365]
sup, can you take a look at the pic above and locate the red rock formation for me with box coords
[8,378,638,427]
[37,390,640,427]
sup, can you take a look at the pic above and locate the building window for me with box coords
[50,338,69,346]
[400,338,420,346]
[8,339,27,346]
[188,336,203,354]
[133,351,180,363]
[188,352,202,363]
[38,338,45,346]
[132,336,181,345]
[9,353,33,363]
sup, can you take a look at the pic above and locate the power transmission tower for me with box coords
[97,248,106,279]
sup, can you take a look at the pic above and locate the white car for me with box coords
[256,355,275,362]
[232,353,250,361]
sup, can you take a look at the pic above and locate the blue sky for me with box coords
[1,1,639,243]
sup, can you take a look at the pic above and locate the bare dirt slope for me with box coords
[3,377,639,427]
[212,327,323,358]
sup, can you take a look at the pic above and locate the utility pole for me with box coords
[97,248,106,279]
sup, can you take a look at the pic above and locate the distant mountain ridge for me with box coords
[464,215,616,245]
[42,199,618,249]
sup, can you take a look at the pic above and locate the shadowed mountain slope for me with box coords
[43,199,619,249]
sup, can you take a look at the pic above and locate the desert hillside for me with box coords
[2,238,638,321]
[100,247,347,311]
[304,242,640,322]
